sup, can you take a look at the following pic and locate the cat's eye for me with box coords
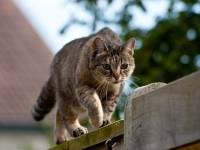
[121,63,128,69]
[102,64,111,70]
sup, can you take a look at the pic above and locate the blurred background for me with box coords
[0,0,200,149]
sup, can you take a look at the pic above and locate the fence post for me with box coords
[124,71,200,150]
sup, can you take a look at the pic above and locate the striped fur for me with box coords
[32,78,55,121]
[31,27,135,144]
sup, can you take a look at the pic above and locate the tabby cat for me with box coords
[32,27,135,144]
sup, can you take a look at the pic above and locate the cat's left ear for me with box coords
[122,38,135,55]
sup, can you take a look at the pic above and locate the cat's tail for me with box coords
[31,78,55,121]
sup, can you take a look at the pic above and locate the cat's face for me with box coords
[90,37,135,84]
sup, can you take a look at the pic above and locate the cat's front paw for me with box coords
[89,114,103,127]
[88,107,103,127]
[90,118,103,128]
[72,127,88,137]
[100,119,111,127]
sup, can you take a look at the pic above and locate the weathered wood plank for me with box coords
[49,120,124,150]
[173,140,200,150]
[125,71,200,150]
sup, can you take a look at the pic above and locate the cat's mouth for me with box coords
[103,76,124,84]
[108,78,124,84]
[112,81,120,84]
[112,80,123,84]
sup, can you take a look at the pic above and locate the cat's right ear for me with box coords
[92,37,108,54]
[122,38,135,56]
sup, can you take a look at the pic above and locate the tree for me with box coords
[61,0,200,119]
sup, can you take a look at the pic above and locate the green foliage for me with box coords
[135,11,200,84]
[62,0,200,85]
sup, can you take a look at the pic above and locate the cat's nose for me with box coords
[112,72,120,81]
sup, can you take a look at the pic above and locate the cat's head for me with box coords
[89,37,135,84]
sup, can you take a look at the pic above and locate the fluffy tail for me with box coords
[32,78,55,121]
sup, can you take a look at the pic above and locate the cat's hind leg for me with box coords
[63,110,88,137]
[55,93,88,144]
[55,110,68,144]
[55,109,88,144]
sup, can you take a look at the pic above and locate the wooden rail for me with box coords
[49,120,124,150]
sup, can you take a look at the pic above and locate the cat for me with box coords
[31,27,136,144]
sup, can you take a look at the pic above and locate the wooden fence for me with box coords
[50,71,200,150]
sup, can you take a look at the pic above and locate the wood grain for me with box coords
[125,71,200,150]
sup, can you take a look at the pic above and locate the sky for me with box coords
[13,0,169,54]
